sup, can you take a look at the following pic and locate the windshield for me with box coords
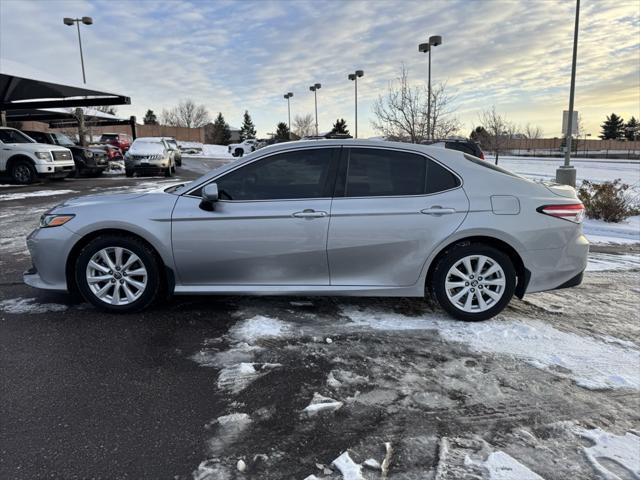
[52,133,75,146]
[0,129,35,144]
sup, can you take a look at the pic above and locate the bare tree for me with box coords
[292,113,315,138]
[430,82,461,139]
[478,106,514,165]
[524,123,543,140]
[372,65,459,142]
[161,99,210,128]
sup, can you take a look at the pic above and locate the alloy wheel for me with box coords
[86,247,148,306]
[444,255,506,313]
[14,164,32,183]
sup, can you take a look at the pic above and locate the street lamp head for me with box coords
[429,35,442,47]
[309,86,315,91]
[287,92,293,97]
[355,70,364,77]
[348,74,356,81]
[63,17,75,26]
[314,83,321,89]
[81,16,93,25]
[418,42,430,53]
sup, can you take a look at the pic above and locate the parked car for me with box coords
[24,140,588,319]
[99,133,132,152]
[144,137,182,166]
[0,127,75,184]
[228,139,258,157]
[124,137,176,177]
[91,143,124,162]
[23,130,108,177]
[424,139,485,160]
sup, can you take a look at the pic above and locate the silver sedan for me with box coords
[24,140,588,320]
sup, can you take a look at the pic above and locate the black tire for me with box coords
[11,160,36,184]
[125,169,134,178]
[234,148,243,157]
[164,166,173,177]
[75,234,162,313]
[430,243,516,321]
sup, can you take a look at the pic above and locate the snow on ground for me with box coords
[482,451,545,480]
[340,306,640,390]
[583,216,640,245]
[586,252,640,271]
[0,189,76,201]
[0,297,68,314]
[575,428,640,479]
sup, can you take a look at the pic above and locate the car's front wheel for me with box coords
[11,160,36,184]
[430,244,515,321]
[75,235,161,312]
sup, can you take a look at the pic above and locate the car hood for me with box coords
[128,145,165,155]
[3,142,70,152]
[57,192,149,208]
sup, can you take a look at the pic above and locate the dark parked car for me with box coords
[23,130,108,177]
[424,139,485,160]
[91,143,124,162]
[99,133,132,152]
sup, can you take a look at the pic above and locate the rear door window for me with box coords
[344,148,426,197]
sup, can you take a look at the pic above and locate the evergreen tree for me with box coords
[330,118,350,135]
[274,122,290,141]
[206,112,231,145]
[599,113,625,140]
[143,109,158,125]
[625,116,639,141]
[239,110,257,140]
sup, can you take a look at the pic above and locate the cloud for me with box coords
[1,0,638,138]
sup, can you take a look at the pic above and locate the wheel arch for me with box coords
[424,235,530,299]
[6,154,36,170]
[65,228,175,296]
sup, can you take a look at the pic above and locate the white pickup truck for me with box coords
[0,127,75,184]
[228,139,258,157]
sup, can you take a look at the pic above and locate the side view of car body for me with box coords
[24,140,588,320]
[228,139,258,157]
[124,137,176,177]
[22,130,109,177]
[0,127,75,183]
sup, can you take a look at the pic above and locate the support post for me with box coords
[130,116,137,140]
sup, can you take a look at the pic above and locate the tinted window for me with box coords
[0,129,35,144]
[345,149,426,197]
[215,149,334,200]
[25,131,48,143]
[426,159,461,193]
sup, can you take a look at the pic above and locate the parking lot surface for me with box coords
[1,161,639,480]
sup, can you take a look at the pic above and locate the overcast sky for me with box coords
[1,0,638,138]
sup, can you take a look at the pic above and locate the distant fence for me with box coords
[78,124,206,142]
[499,138,640,159]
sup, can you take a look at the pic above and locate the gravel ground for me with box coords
[0,162,638,480]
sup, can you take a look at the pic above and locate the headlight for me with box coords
[40,214,75,228]
[35,151,52,161]
[85,151,94,159]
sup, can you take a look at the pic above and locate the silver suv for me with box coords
[24,140,588,320]
[124,137,176,177]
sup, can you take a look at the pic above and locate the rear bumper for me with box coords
[523,233,589,293]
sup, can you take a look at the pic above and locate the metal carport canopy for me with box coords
[0,58,130,110]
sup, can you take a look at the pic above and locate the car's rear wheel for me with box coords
[125,169,134,177]
[234,148,243,157]
[430,244,515,321]
[11,160,36,184]
[164,166,173,177]
[75,235,161,313]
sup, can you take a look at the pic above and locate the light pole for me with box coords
[556,0,580,187]
[419,35,442,141]
[583,132,591,157]
[283,92,293,133]
[63,16,93,84]
[309,83,321,136]
[348,70,364,138]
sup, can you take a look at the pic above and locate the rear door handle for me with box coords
[292,209,328,218]
[421,206,457,215]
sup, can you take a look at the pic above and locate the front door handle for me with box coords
[421,206,457,216]
[292,209,328,218]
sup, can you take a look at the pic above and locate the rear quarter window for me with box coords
[426,159,461,193]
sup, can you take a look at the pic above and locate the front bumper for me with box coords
[126,162,168,175]
[35,161,76,178]
[24,225,79,292]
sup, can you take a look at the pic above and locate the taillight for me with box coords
[479,151,485,160]
[538,203,585,223]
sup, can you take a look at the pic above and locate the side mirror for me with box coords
[199,183,219,211]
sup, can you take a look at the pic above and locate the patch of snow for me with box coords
[205,413,252,457]
[217,362,280,393]
[228,315,292,344]
[586,252,640,272]
[301,392,343,416]
[0,297,68,314]
[341,306,640,390]
[483,451,545,480]
[363,458,381,470]
[583,216,640,245]
[331,451,364,480]
[577,428,640,480]
[0,189,76,201]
